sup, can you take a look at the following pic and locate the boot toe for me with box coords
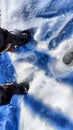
[19,30,31,44]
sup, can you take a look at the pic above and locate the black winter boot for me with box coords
[0,82,29,105]
[0,27,30,53]
[10,30,30,47]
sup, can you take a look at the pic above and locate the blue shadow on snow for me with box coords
[49,18,73,50]
[0,53,16,84]
[0,95,20,130]
[24,94,73,130]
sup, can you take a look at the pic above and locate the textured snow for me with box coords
[0,0,73,130]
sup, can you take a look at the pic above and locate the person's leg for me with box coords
[0,82,29,105]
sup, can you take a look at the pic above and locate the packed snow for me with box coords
[0,0,73,130]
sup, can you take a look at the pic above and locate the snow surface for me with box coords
[0,0,73,130]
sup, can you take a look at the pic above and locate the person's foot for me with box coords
[63,52,73,65]
[14,82,30,94]
[0,82,29,105]
[18,30,30,44]
[7,30,31,52]
[0,28,31,53]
